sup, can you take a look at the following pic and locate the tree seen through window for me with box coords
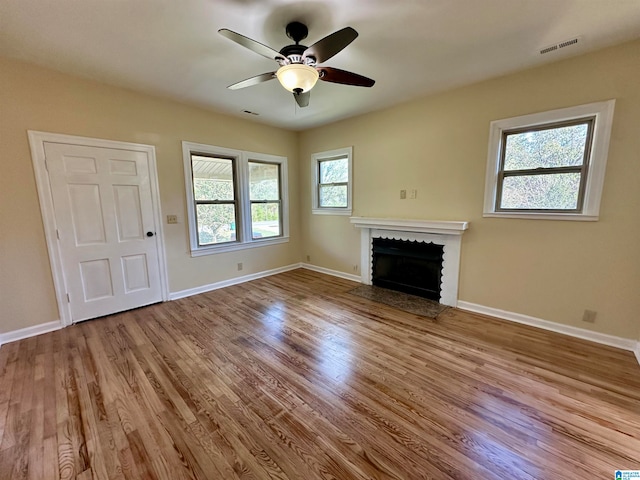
[319,157,349,208]
[498,120,592,211]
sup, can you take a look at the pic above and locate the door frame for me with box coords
[28,131,170,327]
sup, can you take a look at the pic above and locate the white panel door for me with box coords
[44,142,163,322]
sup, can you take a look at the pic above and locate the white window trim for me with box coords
[182,141,289,256]
[483,100,615,221]
[311,146,353,215]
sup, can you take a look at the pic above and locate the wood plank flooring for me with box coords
[1,268,639,479]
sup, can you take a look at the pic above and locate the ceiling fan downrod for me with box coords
[285,22,308,44]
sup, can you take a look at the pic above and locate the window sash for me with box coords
[318,157,349,184]
[195,204,238,246]
[248,160,282,239]
[317,159,349,208]
[250,199,282,204]
[191,154,239,246]
[250,200,282,239]
[318,182,349,208]
[248,161,281,200]
[318,181,349,187]
[495,118,594,213]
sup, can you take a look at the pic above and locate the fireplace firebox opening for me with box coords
[372,237,444,302]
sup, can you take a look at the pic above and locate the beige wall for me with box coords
[0,57,300,334]
[299,39,640,340]
[2,39,639,341]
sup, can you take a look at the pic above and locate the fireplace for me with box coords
[350,217,469,307]
[372,238,444,301]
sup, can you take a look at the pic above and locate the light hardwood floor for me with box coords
[1,269,639,479]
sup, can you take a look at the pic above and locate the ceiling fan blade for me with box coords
[219,29,285,62]
[227,72,277,90]
[294,91,310,108]
[303,27,358,63]
[318,67,375,87]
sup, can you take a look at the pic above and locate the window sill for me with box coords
[312,208,352,216]
[190,236,289,257]
[483,212,598,221]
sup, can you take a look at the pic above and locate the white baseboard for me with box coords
[169,263,360,301]
[0,320,63,348]
[0,263,353,347]
[6,276,637,369]
[169,263,303,300]
[457,301,637,352]
[300,263,362,282]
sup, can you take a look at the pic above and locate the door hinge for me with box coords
[66,293,70,303]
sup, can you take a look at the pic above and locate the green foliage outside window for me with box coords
[249,162,281,238]
[319,157,348,208]
[500,122,590,210]
[194,178,236,245]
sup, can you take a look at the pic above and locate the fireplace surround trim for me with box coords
[350,217,468,235]
[350,217,469,307]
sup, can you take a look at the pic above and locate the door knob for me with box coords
[146,231,155,237]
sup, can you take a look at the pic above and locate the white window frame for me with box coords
[183,141,289,256]
[483,100,615,221]
[311,146,353,215]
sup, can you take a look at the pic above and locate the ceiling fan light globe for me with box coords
[276,64,319,93]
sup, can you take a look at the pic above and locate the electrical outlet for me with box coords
[353,265,359,272]
[167,214,178,224]
[582,309,597,323]
[409,189,417,199]
[306,255,311,262]
[237,262,243,271]
[400,190,407,199]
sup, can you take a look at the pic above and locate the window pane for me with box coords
[251,202,280,239]
[192,155,235,201]
[319,185,347,207]
[503,123,589,171]
[249,162,280,200]
[500,173,581,210]
[196,204,236,245]
[319,157,348,183]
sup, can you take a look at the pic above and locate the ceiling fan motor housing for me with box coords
[277,22,318,66]
[278,52,316,66]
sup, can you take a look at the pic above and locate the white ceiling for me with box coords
[1,0,640,131]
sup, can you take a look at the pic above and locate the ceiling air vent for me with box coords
[539,36,581,55]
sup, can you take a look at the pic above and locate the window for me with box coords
[191,155,238,246]
[484,100,615,220]
[497,119,594,211]
[248,161,281,239]
[311,147,353,215]
[183,142,288,255]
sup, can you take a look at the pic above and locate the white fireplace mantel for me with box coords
[350,217,469,307]
[350,217,468,235]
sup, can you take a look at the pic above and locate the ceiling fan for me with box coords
[218,22,375,107]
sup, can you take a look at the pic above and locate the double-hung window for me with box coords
[248,161,282,239]
[311,147,353,215]
[183,142,288,255]
[191,154,238,245]
[483,100,615,220]
[497,118,594,212]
